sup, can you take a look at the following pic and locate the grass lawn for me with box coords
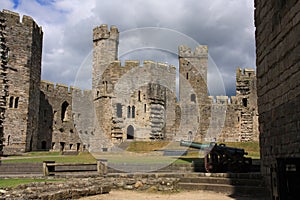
[2,152,96,163]
[0,179,64,189]
[1,141,259,165]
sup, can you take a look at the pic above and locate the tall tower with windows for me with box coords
[1,10,43,153]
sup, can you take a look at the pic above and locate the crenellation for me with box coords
[178,45,208,58]
[93,24,119,42]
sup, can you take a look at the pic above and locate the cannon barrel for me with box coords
[180,140,214,151]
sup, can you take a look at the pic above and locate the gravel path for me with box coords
[80,190,261,200]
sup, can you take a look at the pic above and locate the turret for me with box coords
[92,24,119,98]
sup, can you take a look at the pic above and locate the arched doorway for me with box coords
[41,141,47,150]
[127,125,134,140]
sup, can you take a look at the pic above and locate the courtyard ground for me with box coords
[80,190,264,200]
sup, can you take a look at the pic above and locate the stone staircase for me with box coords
[178,173,267,197]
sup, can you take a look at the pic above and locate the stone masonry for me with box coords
[0,12,9,156]
[255,0,300,199]
[1,10,43,154]
[0,9,259,154]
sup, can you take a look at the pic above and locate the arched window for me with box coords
[144,104,147,113]
[186,72,189,80]
[127,106,131,118]
[14,97,19,108]
[132,106,135,118]
[9,96,14,108]
[61,101,69,122]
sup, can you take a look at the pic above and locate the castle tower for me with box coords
[236,67,258,141]
[178,45,209,140]
[0,12,9,155]
[92,25,119,146]
[92,24,119,98]
[1,10,43,153]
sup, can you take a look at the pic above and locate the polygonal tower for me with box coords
[92,24,119,98]
[1,10,43,153]
[178,45,209,140]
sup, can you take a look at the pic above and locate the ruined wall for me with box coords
[204,68,258,143]
[255,0,300,199]
[39,81,91,152]
[1,10,43,154]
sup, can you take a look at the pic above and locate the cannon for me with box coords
[180,140,252,173]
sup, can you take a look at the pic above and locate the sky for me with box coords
[0,0,256,97]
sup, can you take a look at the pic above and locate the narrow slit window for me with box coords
[14,97,19,108]
[9,96,14,108]
[132,106,135,118]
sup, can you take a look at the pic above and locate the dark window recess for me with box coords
[61,101,69,122]
[116,103,122,118]
[127,106,131,118]
[14,97,19,108]
[186,72,189,80]
[191,94,196,103]
[242,98,248,107]
[132,106,135,118]
[138,91,141,101]
[9,96,13,108]
[144,104,147,113]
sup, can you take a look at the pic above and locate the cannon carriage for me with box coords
[180,140,252,173]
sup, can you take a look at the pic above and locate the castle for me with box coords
[0,10,258,154]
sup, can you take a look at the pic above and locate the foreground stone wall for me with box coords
[255,0,300,199]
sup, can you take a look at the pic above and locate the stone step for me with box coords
[180,176,264,187]
[178,182,267,196]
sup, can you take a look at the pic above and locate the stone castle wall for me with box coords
[255,0,300,199]
[1,10,43,154]
[39,80,97,152]
[0,12,9,155]
[1,10,260,154]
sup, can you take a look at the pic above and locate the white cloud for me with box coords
[0,0,256,96]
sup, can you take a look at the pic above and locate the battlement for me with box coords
[40,80,92,98]
[178,45,208,58]
[2,9,43,34]
[93,24,119,42]
[236,67,256,79]
[208,95,241,105]
[107,60,176,72]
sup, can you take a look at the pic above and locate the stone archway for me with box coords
[127,125,134,140]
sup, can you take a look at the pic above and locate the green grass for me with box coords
[126,141,260,159]
[2,152,96,163]
[127,141,171,152]
[0,179,64,188]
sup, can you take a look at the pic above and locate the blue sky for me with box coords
[0,0,256,96]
